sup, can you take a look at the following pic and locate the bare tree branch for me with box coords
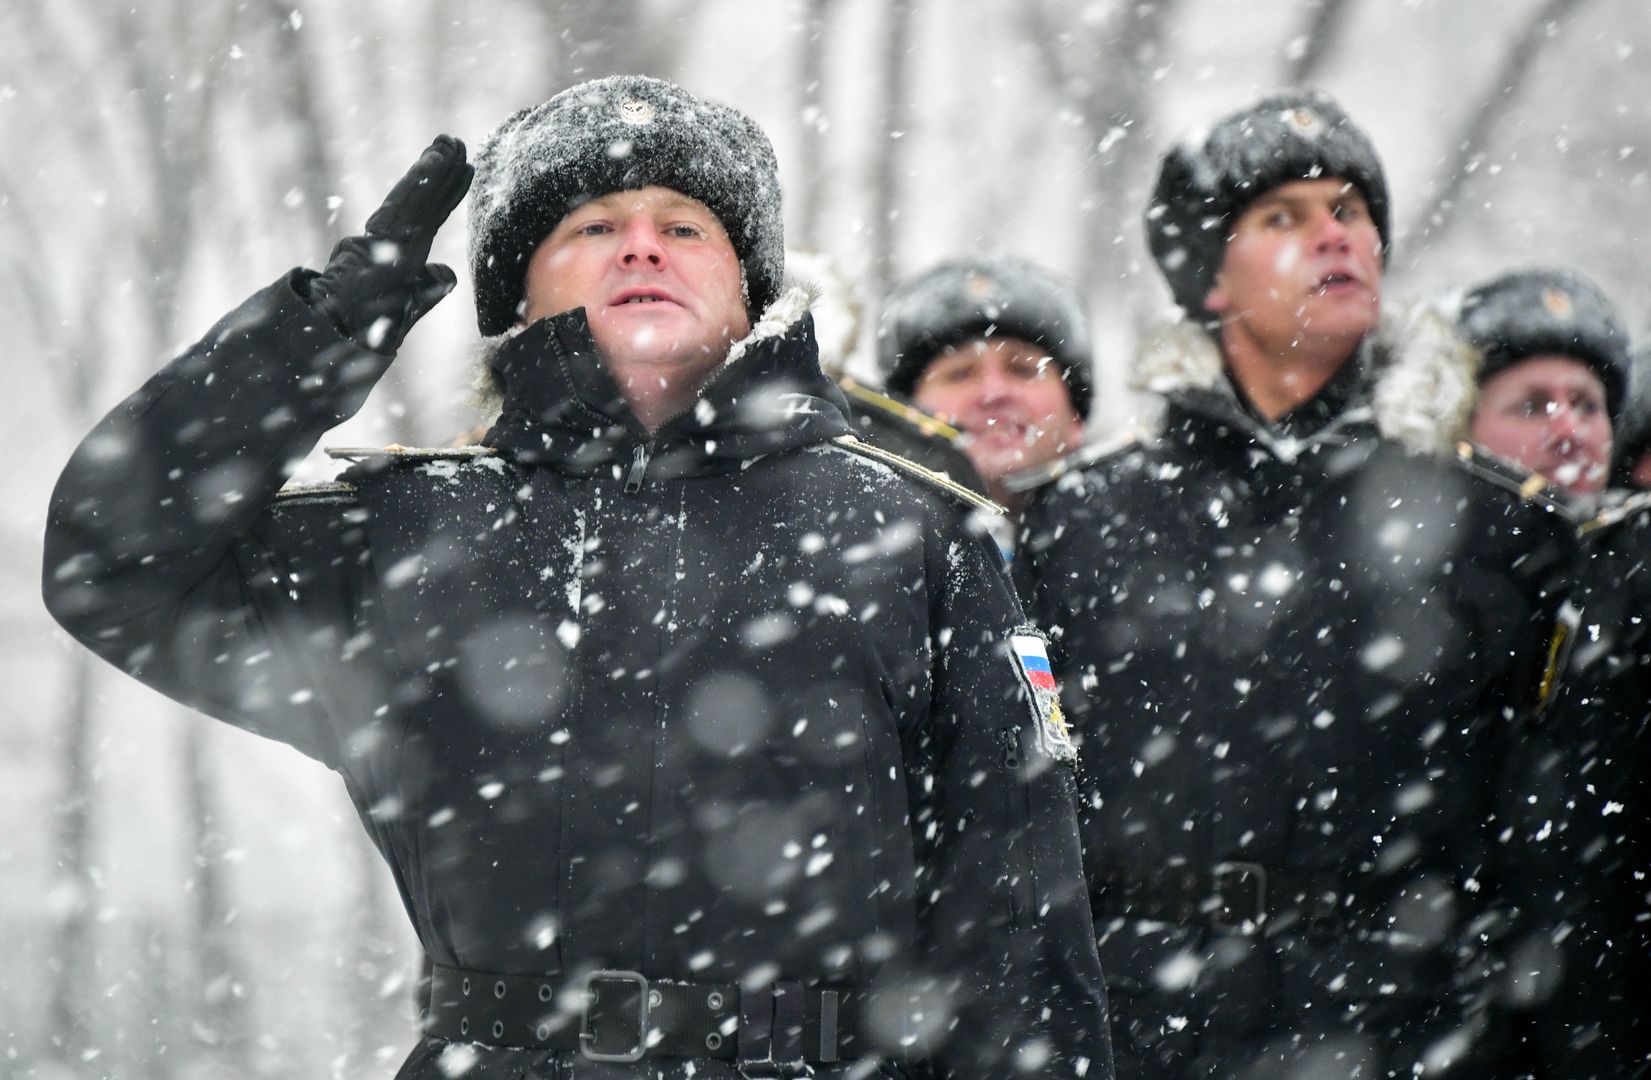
[1404,0,1598,260]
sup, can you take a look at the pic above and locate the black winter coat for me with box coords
[43,275,1111,1080]
[1496,493,1651,1079]
[1018,319,1575,1080]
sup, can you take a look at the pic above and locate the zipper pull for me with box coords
[624,444,650,492]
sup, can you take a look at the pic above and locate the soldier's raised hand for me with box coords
[302,135,474,355]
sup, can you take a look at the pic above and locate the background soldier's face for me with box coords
[1205,178,1383,355]
[911,336,1085,483]
[1472,354,1613,496]
[520,186,751,373]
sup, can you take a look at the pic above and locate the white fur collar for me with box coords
[721,284,817,368]
[1132,305,1482,457]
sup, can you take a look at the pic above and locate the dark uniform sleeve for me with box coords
[909,512,1113,1079]
[41,273,392,768]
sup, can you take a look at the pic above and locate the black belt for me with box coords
[1090,860,1350,935]
[423,964,887,1071]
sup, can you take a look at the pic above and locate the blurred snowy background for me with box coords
[3,0,1648,1076]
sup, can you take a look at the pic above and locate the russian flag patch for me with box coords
[1008,628,1076,763]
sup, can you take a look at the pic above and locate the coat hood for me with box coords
[481,285,854,477]
[1133,304,1481,458]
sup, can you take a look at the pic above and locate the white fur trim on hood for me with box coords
[722,284,816,368]
[1132,304,1482,457]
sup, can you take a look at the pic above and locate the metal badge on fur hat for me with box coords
[877,256,1094,419]
[469,75,784,336]
[1458,267,1631,420]
[1145,89,1391,321]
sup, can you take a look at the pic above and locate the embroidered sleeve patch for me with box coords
[1009,629,1077,763]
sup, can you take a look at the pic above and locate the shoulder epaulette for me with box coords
[837,378,964,443]
[830,435,1005,516]
[1579,488,1651,539]
[324,444,502,463]
[1004,430,1143,495]
[1451,441,1575,514]
[271,480,358,504]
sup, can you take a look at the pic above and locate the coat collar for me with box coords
[481,287,853,478]
[1133,305,1481,460]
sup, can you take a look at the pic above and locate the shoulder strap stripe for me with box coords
[830,435,1006,515]
[272,480,358,503]
[1580,488,1651,537]
[838,379,964,442]
[1452,441,1571,512]
[325,445,502,462]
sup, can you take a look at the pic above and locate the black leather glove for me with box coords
[302,134,473,355]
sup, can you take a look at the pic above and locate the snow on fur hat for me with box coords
[469,75,783,337]
[877,256,1094,419]
[1146,89,1391,321]
[1457,267,1631,421]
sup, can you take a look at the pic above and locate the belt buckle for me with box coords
[580,970,650,1062]
[1211,861,1267,934]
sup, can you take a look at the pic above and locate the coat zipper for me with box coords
[625,443,652,492]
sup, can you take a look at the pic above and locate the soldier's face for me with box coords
[1205,178,1383,354]
[1472,355,1613,496]
[521,187,751,373]
[911,337,1085,483]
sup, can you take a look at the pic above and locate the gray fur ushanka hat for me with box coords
[469,75,784,337]
[1146,89,1392,321]
[1457,266,1631,421]
[878,256,1095,420]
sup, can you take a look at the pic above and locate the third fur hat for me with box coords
[878,256,1094,420]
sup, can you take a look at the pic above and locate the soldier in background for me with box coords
[1018,90,1576,1079]
[878,256,1093,556]
[1448,267,1650,1079]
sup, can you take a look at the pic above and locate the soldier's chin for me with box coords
[593,322,725,370]
[967,440,1054,483]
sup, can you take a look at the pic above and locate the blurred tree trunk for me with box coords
[527,0,698,95]
[43,649,96,1066]
[793,0,836,251]
[1405,0,1598,260]
[180,723,254,1069]
[109,1,261,1066]
[6,1,129,1062]
[252,0,428,443]
[1282,0,1359,86]
[869,0,916,320]
[1023,0,1184,327]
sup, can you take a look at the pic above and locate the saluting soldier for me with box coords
[1017,91,1577,1079]
[43,75,1110,1080]
[1447,268,1651,1078]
